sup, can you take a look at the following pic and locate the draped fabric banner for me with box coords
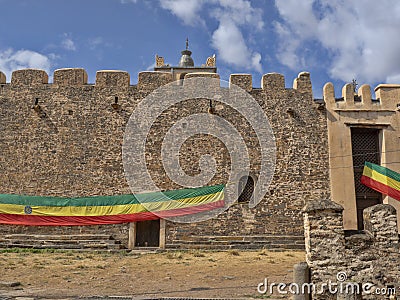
[0,185,225,226]
[361,162,400,201]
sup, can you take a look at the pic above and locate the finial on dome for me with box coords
[179,38,194,67]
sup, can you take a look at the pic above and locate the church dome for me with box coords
[178,49,194,67]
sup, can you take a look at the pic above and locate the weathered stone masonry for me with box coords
[0,68,330,247]
[303,200,400,299]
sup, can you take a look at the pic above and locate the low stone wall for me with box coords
[302,200,400,299]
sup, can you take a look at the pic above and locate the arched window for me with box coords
[179,73,187,80]
[238,176,254,203]
[176,73,187,86]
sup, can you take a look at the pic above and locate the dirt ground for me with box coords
[0,249,305,299]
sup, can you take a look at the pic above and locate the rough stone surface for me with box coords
[229,74,252,92]
[303,199,344,213]
[304,200,400,299]
[137,71,173,93]
[54,68,88,86]
[261,73,285,90]
[0,71,5,84]
[96,70,130,88]
[11,69,48,86]
[0,68,330,247]
[293,262,311,300]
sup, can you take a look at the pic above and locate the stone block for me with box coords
[54,68,88,86]
[0,71,5,84]
[95,70,130,88]
[137,71,173,92]
[261,73,285,90]
[229,74,252,92]
[357,84,372,108]
[342,83,354,105]
[375,84,400,110]
[11,69,48,86]
[293,72,312,94]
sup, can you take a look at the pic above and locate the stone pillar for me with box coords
[303,199,345,299]
[363,204,400,293]
[159,219,166,249]
[293,262,310,300]
[363,204,398,249]
[128,222,136,250]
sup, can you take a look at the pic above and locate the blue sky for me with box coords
[1,0,400,98]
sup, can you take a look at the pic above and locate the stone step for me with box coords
[0,233,123,250]
[175,235,304,241]
[0,242,123,250]
[166,234,305,251]
[0,238,119,245]
[166,242,305,251]
[171,239,304,245]
[1,234,114,241]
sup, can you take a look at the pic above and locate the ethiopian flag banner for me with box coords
[0,184,224,226]
[361,162,400,201]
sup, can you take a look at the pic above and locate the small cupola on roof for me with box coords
[178,38,194,67]
[154,38,217,81]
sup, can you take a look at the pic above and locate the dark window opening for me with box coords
[351,127,382,230]
[238,176,254,203]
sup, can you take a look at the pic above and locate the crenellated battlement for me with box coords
[229,74,252,92]
[375,84,400,110]
[0,68,315,96]
[292,71,312,93]
[137,71,173,92]
[54,68,88,86]
[0,71,5,84]
[96,70,130,88]
[324,82,400,111]
[11,69,48,86]
[261,72,285,91]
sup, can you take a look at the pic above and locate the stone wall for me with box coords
[303,200,400,299]
[0,68,330,247]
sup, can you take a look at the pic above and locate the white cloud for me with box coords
[157,0,264,72]
[146,62,156,71]
[386,74,400,84]
[88,37,108,50]
[0,49,53,81]
[62,38,76,51]
[274,0,400,84]
[159,0,206,26]
[61,33,76,51]
[212,19,262,72]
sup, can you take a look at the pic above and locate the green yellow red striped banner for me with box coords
[361,162,400,200]
[0,185,224,226]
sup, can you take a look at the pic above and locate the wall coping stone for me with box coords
[303,199,344,213]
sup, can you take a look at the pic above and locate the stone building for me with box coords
[324,83,400,231]
[0,44,399,249]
